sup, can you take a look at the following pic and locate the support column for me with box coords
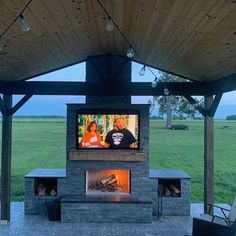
[85,54,131,105]
[1,94,12,223]
[204,96,214,214]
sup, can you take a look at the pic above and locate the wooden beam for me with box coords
[10,94,33,115]
[112,59,131,82]
[208,93,223,117]
[0,95,6,115]
[184,95,206,116]
[0,81,216,96]
[0,94,12,224]
[211,73,236,94]
[204,96,214,214]
[88,58,107,82]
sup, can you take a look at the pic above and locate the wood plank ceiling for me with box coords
[0,0,236,82]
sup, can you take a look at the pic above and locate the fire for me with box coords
[86,169,130,194]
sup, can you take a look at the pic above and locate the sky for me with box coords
[13,62,236,119]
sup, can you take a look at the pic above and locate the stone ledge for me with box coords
[25,169,66,178]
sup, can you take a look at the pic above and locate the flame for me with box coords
[86,169,130,194]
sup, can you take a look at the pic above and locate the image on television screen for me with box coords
[77,113,139,149]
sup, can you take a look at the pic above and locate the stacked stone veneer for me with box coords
[149,169,191,217]
[64,103,156,202]
[59,103,156,223]
[160,178,191,216]
[24,169,66,215]
[61,199,153,223]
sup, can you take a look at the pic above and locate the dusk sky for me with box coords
[14,62,236,119]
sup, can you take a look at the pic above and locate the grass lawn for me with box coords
[150,119,236,204]
[0,118,235,204]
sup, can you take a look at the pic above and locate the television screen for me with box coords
[77,110,139,149]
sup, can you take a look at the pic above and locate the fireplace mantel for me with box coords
[69,150,146,161]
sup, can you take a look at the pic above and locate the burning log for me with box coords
[101,174,116,185]
[89,174,121,192]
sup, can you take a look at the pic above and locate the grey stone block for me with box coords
[61,202,153,223]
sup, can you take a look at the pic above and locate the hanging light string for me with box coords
[0,0,33,39]
[1,0,159,87]
[96,0,159,85]
[97,0,136,52]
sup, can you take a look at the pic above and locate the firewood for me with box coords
[107,176,118,185]
[88,174,123,193]
[100,174,116,185]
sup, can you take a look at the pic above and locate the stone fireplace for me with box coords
[58,102,156,223]
[85,169,131,195]
[59,56,157,222]
[24,55,190,223]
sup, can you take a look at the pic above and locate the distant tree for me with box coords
[226,114,236,120]
[149,72,202,128]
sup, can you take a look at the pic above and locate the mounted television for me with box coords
[77,109,140,150]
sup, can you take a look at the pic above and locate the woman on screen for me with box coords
[81,121,101,148]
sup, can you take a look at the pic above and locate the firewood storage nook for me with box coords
[24,55,191,223]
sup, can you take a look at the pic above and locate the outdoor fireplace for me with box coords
[85,169,130,195]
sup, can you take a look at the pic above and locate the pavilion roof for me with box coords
[1,0,236,82]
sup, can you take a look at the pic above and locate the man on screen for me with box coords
[104,117,136,149]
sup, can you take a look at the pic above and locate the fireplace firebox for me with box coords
[85,169,130,195]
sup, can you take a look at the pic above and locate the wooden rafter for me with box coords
[0,94,32,116]
[208,93,223,117]
[0,95,6,115]
[185,93,223,117]
[10,95,33,115]
[184,95,207,117]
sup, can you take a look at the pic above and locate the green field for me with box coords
[0,118,235,204]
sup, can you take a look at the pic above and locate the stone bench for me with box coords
[61,194,153,223]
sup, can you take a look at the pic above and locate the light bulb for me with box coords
[139,65,146,76]
[127,45,135,58]
[164,88,170,96]
[19,14,30,32]
[151,80,157,88]
[0,40,4,51]
[105,17,114,31]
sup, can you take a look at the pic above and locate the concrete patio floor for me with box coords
[0,202,230,236]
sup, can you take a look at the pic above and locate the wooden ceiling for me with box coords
[1,0,236,82]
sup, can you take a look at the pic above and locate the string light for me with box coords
[151,77,158,88]
[96,0,160,87]
[105,17,114,31]
[19,14,31,32]
[127,45,135,58]
[164,88,170,96]
[139,65,146,76]
[0,0,33,51]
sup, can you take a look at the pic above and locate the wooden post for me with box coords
[204,96,214,214]
[0,94,12,224]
